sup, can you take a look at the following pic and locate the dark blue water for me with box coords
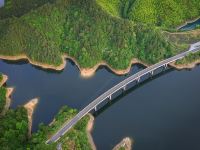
[179,18,200,31]
[0,59,200,150]
[0,0,4,8]
[0,59,142,132]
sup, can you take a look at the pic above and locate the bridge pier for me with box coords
[164,64,168,69]
[150,71,154,76]
[94,106,97,111]
[108,95,112,100]
[123,86,126,91]
[136,77,140,83]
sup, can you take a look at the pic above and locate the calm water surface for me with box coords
[180,18,200,31]
[0,0,4,8]
[0,59,200,150]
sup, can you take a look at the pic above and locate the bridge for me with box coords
[46,41,200,144]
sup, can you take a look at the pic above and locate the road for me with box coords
[46,41,200,144]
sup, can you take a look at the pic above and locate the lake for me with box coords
[0,59,200,150]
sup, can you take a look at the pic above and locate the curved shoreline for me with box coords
[24,98,39,137]
[0,74,14,115]
[0,54,149,77]
[113,137,133,150]
[170,60,200,70]
[177,16,200,30]
[1,54,200,78]
[87,114,96,150]
[0,75,8,86]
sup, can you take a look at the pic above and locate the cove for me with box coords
[179,18,200,31]
[0,59,200,150]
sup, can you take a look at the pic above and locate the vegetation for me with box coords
[165,29,200,65]
[0,0,200,70]
[176,51,200,65]
[0,105,92,149]
[0,107,29,149]
[0,73,92,149]
[0,86,6,113]
[0,0,56,19]
[0,74,2,82]
[0,74,6,114]
[27,106,92,150]
[97,0,200,28]
[195,24,200,30]
[0,93,92,149]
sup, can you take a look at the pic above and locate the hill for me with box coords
[0,0,199,71]
[97,0,200,28]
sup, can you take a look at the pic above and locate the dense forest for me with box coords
[0,86,6,113]
[0,74,6,113]
[0,0,200,69]
[97,0,200,28]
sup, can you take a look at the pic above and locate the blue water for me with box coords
[179,18,200,31]
[0,0,4,8]
[0,59,200,150]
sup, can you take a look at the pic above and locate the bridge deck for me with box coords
[46,41,200,144]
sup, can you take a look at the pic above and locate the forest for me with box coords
[0,74,6,113]
[97,0,200,28]
[0,0,200,69]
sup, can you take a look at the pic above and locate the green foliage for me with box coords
[97,0,122,17]
[27,106,92,150]
[0,0,55,19]
[134,25,177,64]
[0,74,2,82]
[0,107,29,149]
[195,24,200,30]
[176,51,200,65]
[0,102,91,149]
[119,147,126,150]
[0,1,65,65]
[0,87,6,113]
[0,0,199,69]
[62,0,137,69]
[98,0,200,28]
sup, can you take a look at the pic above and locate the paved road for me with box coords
[46,41,200,144]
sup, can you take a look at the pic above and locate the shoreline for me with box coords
[113,137,133,150]
[170,59,200,70]
[87,114,97,150]
[0,54,149,78]
[2,88,14,115]
[24,98,39,137]
[0,75,8,86]
[177,16,200,30]
[0,74,14,115]
[0,54,200,78]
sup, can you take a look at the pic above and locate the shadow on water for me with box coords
[1,58,145,76]
[93,68,174,117]
[2,59,29,65]
[179,18,200,31]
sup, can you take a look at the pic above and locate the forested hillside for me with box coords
[0,0,199,70]
[97,0,200,28]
